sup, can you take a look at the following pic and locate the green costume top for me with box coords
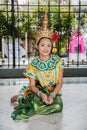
[23,54,65,89]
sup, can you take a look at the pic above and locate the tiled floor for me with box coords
[0,77,87,130]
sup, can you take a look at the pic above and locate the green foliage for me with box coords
[51,7,75,41]
[0,5,75,43]
[4,0,8,3]
[0,11,7,37]
[49,6,75,56]
[0,8,20,38]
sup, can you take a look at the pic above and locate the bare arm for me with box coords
[53,68,64,95]
[29,77,39,94]
[29,77,49,104]
[48,68,64,104]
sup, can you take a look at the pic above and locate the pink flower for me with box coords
[52,32,60,42]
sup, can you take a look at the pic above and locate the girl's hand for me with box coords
[47,96,54,104]
[40,93,49,104]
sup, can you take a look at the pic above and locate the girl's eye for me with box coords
[40,43,45,46]
[40,43,52,47]
[48,45,51,47]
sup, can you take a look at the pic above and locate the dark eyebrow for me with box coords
[40,43,44,44]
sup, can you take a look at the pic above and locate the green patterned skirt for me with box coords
[11,85,63,120]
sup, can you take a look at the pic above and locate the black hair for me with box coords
[37,37,52,45]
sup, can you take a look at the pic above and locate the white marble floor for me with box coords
[0,77,87,130]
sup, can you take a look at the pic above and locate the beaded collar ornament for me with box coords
[35,3,59,44]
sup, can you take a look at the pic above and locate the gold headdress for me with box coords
[35,4,59,44]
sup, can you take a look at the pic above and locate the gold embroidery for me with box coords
[43,71,54,81]
[46,86,54,92]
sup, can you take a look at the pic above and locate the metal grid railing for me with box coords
[0,0,87,68]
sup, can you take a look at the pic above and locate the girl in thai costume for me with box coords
[11,7,65,120]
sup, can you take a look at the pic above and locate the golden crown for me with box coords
[35,5,54,44]
[35,3,59,44]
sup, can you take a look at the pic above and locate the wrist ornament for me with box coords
[50,92,56,98]
[37,91,42,97]
[17,95,23,102]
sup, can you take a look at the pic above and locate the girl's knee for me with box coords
[55,104,63,112]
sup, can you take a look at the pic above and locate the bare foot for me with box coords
[11,94,23,103]
[13,103,19,109]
